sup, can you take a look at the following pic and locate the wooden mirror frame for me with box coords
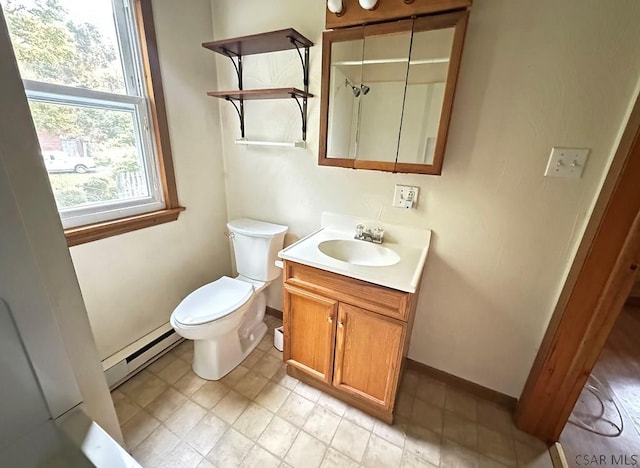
[318,10,469,175]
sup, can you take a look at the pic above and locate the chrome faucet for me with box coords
[354,224,384,244]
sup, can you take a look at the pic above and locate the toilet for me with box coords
[170,218,287,380]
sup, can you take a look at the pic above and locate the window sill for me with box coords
[65,207,186,247]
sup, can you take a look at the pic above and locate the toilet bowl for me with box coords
[170,219,287,380]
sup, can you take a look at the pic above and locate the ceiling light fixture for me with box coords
[327,0,344,16]
[358,0,379,10]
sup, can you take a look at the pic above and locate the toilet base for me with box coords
[192,320,267,380]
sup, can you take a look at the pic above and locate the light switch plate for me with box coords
[393,185,419,209]
[544,147,589,178]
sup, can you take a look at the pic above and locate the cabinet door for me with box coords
[333,303,405,409]
[283,285,338,383]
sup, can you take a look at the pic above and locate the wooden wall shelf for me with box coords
[202,28,313,57]
[202,28,314,141]
[207,88,313,101]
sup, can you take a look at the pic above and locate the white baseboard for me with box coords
[550,442,569,468]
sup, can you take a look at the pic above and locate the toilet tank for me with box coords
[227,218,288,282]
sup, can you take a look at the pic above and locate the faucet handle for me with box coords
[372,227,384,244]
[355,224,365,237]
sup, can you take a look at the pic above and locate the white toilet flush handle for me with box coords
[274,260,284,269]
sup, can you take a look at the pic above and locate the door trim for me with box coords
[514,91,640,443]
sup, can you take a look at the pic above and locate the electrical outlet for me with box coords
[544,147,589,178]
[393,185,419,209]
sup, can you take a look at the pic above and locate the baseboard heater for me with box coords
[102,324,182,389]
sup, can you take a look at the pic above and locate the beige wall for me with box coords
[70,0,231,360]
[212,0,640,397]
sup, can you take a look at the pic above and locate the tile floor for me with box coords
[113,317,553,468]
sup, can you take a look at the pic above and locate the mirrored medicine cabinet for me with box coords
[319,10,469,175]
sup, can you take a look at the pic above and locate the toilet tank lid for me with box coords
[227,218,288,238]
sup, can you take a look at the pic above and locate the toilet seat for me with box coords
[172,276,254,326]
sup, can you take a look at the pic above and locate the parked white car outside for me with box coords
[42,150,96,174]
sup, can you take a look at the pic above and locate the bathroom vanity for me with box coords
[278,213,431,422]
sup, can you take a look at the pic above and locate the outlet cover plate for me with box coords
[544,147,589,178]
[393,185,419,209]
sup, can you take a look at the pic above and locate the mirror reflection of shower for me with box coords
[345,78,370,97]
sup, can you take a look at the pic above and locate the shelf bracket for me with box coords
[291,93,307,142]
[288,36,309,141]
[221,48,243,90]
[288,36,310,90]
[225,96,245,138]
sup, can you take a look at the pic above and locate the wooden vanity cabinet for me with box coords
[282,260,419,423]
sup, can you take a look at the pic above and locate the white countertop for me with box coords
[278,212,431,293]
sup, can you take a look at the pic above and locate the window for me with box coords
[1,0,183,245]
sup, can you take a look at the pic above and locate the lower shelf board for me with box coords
[286,365,394,424]
[235,139,306,148]
[207,87,313,100]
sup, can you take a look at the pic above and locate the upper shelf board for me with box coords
[202,28,313,57]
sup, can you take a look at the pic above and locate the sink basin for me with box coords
[317,239,400,267]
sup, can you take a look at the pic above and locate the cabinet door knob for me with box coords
[327,316,333,323]
[338,321,344,329]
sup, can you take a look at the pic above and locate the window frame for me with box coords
[26,80,166,228]
[19,0,183,246]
